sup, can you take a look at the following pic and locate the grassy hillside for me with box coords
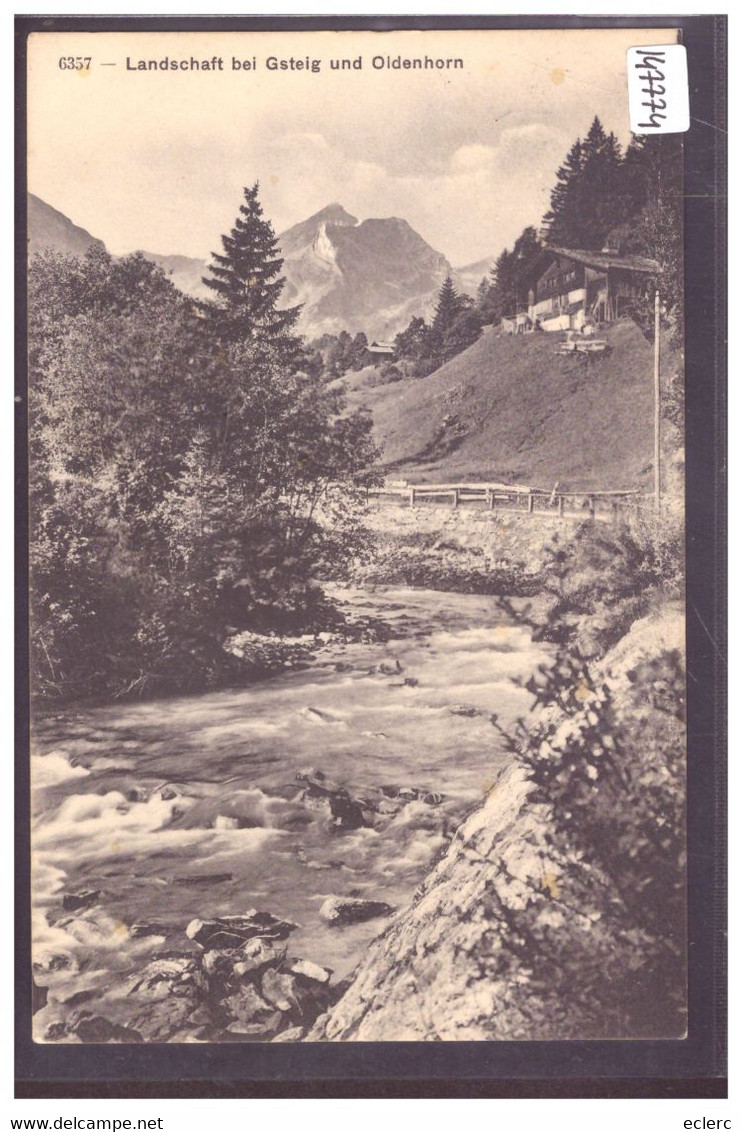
[343,321,680,492]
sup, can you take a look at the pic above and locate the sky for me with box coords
[27,27,670,267]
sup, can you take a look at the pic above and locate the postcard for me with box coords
[24,24,696,1052]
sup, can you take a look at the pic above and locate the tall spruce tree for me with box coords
[202,182,301,343]
[543,138,585,246]
[578,120,629,247]
[544,118,631,249]
[431,275,463,338]
[488,226,540,321]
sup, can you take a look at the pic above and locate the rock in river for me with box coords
[62,889,100,912]
[319,896,395,926]
[186,911,298,950]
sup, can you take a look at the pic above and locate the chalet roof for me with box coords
[546,245,662,274]
[514,243,661,281]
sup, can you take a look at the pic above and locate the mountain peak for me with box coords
[309,203,358,227]
[28,192,106,259]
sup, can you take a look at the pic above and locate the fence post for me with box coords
[452,489,459,509]
[527,492,534,514]
[588,496,596,519]
[487,489,494,511]
[558,495,565,517]
[409,487,416,507]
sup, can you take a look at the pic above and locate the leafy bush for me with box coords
[29,239,380,700]
[488,509,686,1038]
[491,627,686,1037]
[531,509,684,658]
[366,362,403,387]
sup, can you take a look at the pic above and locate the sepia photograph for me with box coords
[24,24,690,1049]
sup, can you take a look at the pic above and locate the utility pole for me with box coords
[654,288,661,513]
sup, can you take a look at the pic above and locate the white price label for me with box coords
[627,44,690,134]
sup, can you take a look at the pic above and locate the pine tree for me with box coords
[202,182,301,343]
[578,121,629,247]
[544,119,636,249]
[488,227,540,322]
[431,275,463,338]
[543,138,585,246]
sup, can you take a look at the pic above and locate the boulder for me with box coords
[449,703,480,717]
[319,896,395,927]
[62,889,100,912]
[222,1012,285,1040]
[126,956,206,1001]
[288,958,332,984]
[129,921,169,939]
[260,969,299,1013]
[328,794,365,830]
[296,769,369,830]
[232,938,287,980]
[185,911,298,950]
[128,997,210,1043]
[201,949,237,984]
[271,1025,306,1042]
[222,982,274,1026]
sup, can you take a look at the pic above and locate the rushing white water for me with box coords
[31,586,549,1031]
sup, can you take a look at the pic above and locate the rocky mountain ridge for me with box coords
[27,193,473,340]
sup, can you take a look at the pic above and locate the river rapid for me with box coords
[31,586,549,1040]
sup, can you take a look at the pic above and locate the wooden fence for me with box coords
[365,482,643,523]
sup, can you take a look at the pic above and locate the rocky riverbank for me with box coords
[32,768,448,1043]
[309,602,686,1041]
[32,587,548,1044]
[345,503,566,595]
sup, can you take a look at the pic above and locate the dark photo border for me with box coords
[14,12,727,1100]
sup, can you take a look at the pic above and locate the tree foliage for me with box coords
[490,521,686,1038]
[30,199,380,700]
[482,227,540,324]
[393,276,482,377]
[201,181,301,345]
[544,118,631,249]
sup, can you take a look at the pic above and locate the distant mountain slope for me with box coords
[277,204,455,340]
[26,192,481,341]
[344,321,676,491]
[456,256,495,296]
[140,252,211,301]
[27,193,106,258]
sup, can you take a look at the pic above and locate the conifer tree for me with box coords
[543,138,585,246]
[544,119,634,250]
[431,275,463,338]
[488,227,540,321]
[202,182,301,343]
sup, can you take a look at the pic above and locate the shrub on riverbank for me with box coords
[313,499,686,1040]
[345,529,540,596]
[527,507,684,658]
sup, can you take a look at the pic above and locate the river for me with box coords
[31,586,548,1039]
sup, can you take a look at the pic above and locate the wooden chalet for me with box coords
[502,245,661,335]
[363,340,395,363]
